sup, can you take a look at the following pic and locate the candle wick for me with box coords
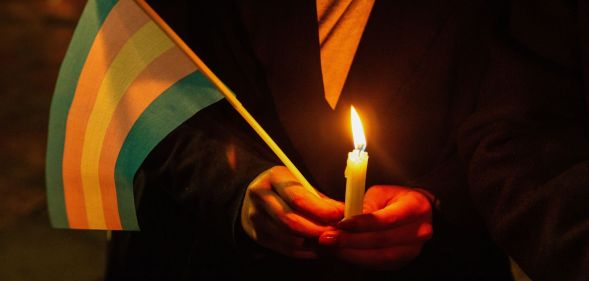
[355,144,366,152]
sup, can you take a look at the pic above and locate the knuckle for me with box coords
[368,185,387,194]
[418,205,431,218]
[248,182,262,192]
[268,165,282,175]
[413,194,432,215]
[249,168,272,187]
[414,190,430,204]
[268,166,278,174]
[268,166,287,180]
[269,165,286,173]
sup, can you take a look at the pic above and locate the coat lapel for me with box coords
[242,1,453,197]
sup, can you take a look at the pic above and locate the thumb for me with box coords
[361,185,397,214]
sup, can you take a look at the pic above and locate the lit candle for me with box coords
[344,106,368,218]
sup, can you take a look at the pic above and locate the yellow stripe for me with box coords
[80,21,174,229]
[61,0,150,229]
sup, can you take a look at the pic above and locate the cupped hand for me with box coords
[319,185,433,269]
[241,166,344,259]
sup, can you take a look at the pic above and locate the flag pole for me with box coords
[134,0,319,197]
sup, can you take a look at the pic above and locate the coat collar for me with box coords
[240,1,453,196]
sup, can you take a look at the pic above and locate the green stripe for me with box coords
[114,71,224,230]
[46,0,118,228]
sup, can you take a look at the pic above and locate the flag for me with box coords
[46,0,224,230]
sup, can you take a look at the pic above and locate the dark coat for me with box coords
[106,0,589,280]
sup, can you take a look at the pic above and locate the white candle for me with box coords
[344,106,368,218]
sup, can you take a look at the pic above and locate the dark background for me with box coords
[0,0,105,280]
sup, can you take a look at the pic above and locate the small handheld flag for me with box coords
[47,0,317,231]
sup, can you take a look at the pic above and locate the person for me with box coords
[106,0,589,280]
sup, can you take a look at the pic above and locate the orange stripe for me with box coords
[98,48,196,229]
[61,0,149,228]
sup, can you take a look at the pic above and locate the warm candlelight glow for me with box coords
[351,106,366,151]
[345,106,369,218]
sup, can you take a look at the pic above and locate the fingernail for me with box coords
[318,231,339,246]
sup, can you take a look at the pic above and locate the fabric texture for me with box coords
[316,0,375,109]
[46,0,224,230]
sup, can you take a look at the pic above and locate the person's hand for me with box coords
[241,166,344,259]
[318,185,433,269]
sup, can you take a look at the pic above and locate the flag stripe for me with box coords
[115,71,224,229]
[48,0,228,230]
[61,0,150,229]
[98,47,197,229]
[47,0,117,229]
[79,21,174,229]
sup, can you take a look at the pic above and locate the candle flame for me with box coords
[350,106,366,151]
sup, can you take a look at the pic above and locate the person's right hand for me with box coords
[241,166,344,259]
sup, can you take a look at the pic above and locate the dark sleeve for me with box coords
[140,101,279,246]
[137,0,281,247]
[457,1,589,280]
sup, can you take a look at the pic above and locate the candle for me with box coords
[344,106,368,218]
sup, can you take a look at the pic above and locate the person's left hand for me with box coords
[318,185,433,270]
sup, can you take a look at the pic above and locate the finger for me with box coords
[334,245,422,270]
[338,191,431,232]
[248,207,306,247]
[270,167,343,224]
[316,190,346,215]
[319,220,433,248]
[251,206,321,250]
[250,187,334,238]
[316,189,346,208]
[250,208,318,259]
